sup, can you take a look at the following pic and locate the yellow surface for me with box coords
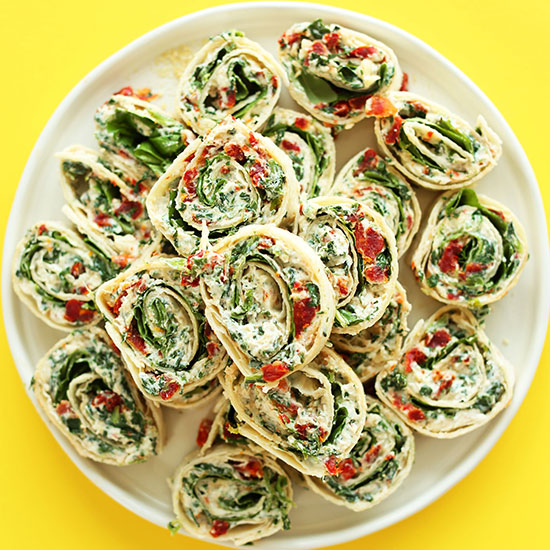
[0,1,548,548]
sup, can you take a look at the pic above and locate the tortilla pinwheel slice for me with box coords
[303,395,414,511]
[95,89,196,196]
[411,189,528,307]
[33,327,164,465]
[146,116,300,256]
[331,147,420,256]
[332,282,411,382]
[95,257,228,408]
[197,224,335,382]
[263,107,335,201]
[12,221,118,331]
[170,443,293,545]
[375,306,514,438]
[297,197,398,335]
[178,31,284,135]
[365,92,501,189]
[278,19,402,129]
[222,347,367,477]
[57,146,161,268]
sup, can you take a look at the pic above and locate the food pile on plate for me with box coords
[12,20,528,545]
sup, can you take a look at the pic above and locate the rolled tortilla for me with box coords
[365,92,501,189]
[12,221,118,331]
[170,444,293,545]
[332,282,411,382]
[303,395,414,511]
[278,19,402,129]
[57,145,161,267]
[197,224,335,382]
[262,107,335,201]
[411,189,528,307]
[146,116,300,256]
[297,196,398,334]
[178,31,284,135]
[221,347,367,477]
[331,147,420,256]
[95,256,228,409]
[33,327,164,465]
[375,306,514,438]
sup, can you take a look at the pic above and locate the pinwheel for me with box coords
[332,282,411,382]
[95,88,196,196]
[297,197,398,334]
[375,306,514,438]
[12,221,117,330]
[304,395,414,511]
[196,224,335,382]
[278,19,401,128]
[221,347,367,477]
[146,116,300,256]
[57,146,161,267]
[95,257,228,408]
[331,147,420,256]
[170,443,293,545]
[33,327,164,465]
[178,31,283,135]
[411,189,528,306]
[365,92,501,189]
[263,107,335,201]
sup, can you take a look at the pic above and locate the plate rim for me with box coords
[3,2,549,548]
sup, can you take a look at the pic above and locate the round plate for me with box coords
[3,2,549,548]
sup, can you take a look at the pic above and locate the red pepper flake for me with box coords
[160,380,180,401]
[249,161,267,187]
[400,72,409,91]
[94,212,113,227]
[210,520,229,538]
[404,348,427,372]
[224,143,246,163]
[182,167,198,196]
[385,454,395,461]
[206,341,219,358]
[184,152,195,163]
[71,262,84,278]
[135,88,158,101]
[248,132,259,147]
[332,100,350,118]
[258,236,275,249]
[37,224,47,235]
[64,299,95,323]
[407,215,413,230]
[365,443,382,463]
[323,32,340,50]
[273,399,299,416]
[465,262,486,275]
[354,225,385,262]
[354,149,378,175]
[114,86,134,96]
[235,458,264,479]
[77,286,89,295]
[366,96,397,118]
[385,116,403,145]
[115,200,143,220]
[348,46,377,58]
[126,325,147,354]
[364,264,389,283]
[56,400,72,416]
[278,413,290,424]
[336,278,349,296]
[426,329,451,348]
[339,458,357,480]
[196,418,213,447]
[294,117,309,130]
[118,148,131,159]
[261,361,290,382]
[438,240,463,273]
[92,390,123,412]
[281,139,300,152]
[436,375,455,397]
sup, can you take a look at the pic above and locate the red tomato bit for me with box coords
[366,96,397,118]
[262,361,290,382]
[126,325,147,354]
[385,116,403,145]
[235,459,264,479]
[196,418,213,447]
[354,225,385,262]
[115,200,144,220]
[64,299,95,323]
[426,329,451,348]
[71,262,84,278]
[348,46,377,58]
[438,240,463,273]
[159,380,180,401]
[404,348,427,373]
[210,520,230,538]
[400,72,409,91]
[339,458,357,480]
[92,390,123,412]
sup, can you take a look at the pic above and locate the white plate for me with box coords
[3,2,549,548]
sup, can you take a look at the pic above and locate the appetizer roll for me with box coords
[304,395,414,511]
[278,19,401,128]
[331,148,420,256]
[178,31,283,135]
[196,398,248,451]
[197,224,335,382]
[263,107,335,201]
[58,146,161,267]
[171,444,293,545]
[332,282,411,382]
[146,116,300,256]
[95,257,227,408]
[297,197,398,334]
[95,89,196,195]
[33,327,163,465]
[375,306,514,438]
[12,221,117,331]
[411,189,528,306]
[222,347,367,477]
[365,92,501,189]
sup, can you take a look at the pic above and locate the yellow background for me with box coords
[1,1,548,548]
